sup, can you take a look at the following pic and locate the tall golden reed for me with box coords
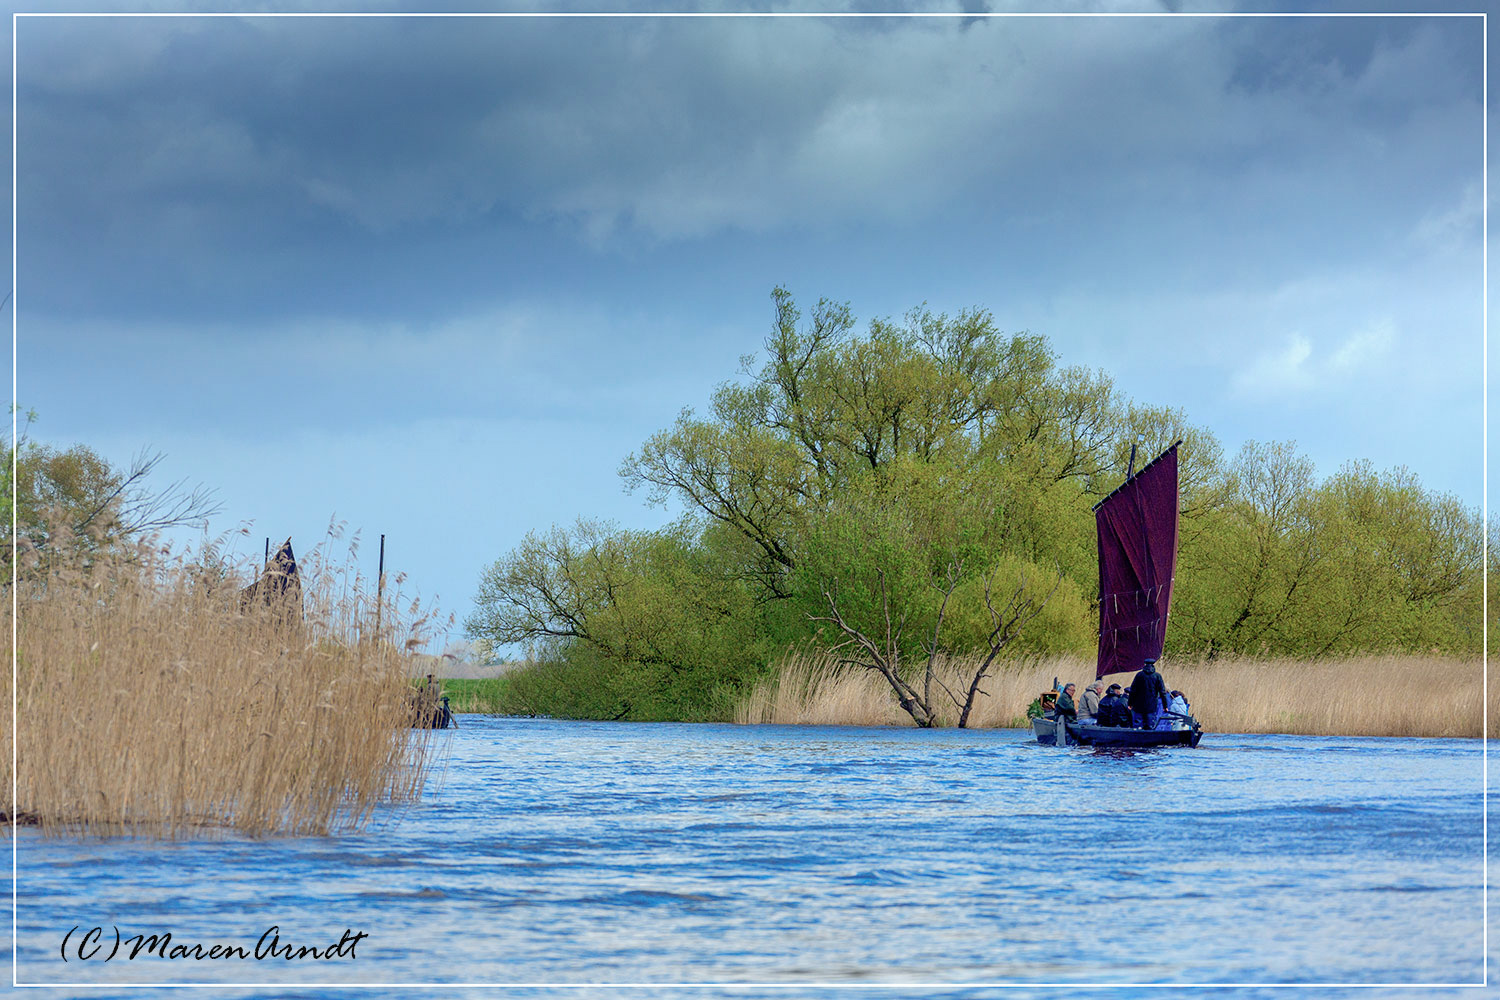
[738,649,1489,738]
[2,529,439,838]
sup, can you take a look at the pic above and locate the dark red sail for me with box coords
[1094,442,1180,678]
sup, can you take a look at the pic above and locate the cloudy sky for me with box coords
[9,3,1487,649]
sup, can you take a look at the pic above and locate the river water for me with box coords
[11,717,1492,998]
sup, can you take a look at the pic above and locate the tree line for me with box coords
[464,289,1483,723]
[7,291,1478,726]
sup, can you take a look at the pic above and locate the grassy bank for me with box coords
[442,677,511,714]
[4,534,440,837]
[736,651,1487,738]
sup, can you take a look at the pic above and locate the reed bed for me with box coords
[737,650,1489,738]
[735,650,1080,729]
[3,527,440,838]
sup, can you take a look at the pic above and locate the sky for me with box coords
[7,2,1489,654]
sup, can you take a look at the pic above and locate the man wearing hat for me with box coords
[1097,683,1131,727]
[1128,658,1169,729]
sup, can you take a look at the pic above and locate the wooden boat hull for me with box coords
[1032,716,1202,748]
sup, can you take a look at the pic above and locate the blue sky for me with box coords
[9,3,1488,652]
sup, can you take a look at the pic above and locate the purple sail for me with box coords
[1094,442,1180,678]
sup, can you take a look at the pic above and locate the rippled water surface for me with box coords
[13,717,1490,998]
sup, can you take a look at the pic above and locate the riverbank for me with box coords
[737,651,1485,737]
[4,537,438,837]
[447,651,1486,738]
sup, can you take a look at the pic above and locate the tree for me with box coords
[620,288,1142,603]
[3,410,221,559]
[465,518,765,721]
[793,458,1082,727]
[1309,462,1481,654]
[471,287,1484,724]
[1170,442,1482,657]
[811,555,1063,729]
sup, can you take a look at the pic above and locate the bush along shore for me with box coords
[5,527,442,838]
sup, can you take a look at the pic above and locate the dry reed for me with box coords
[738,649,1490,738]
[2,526,440,838]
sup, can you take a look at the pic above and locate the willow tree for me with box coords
[1169,443,1482,657]
[620,287,1144,601]
[792,455,1089,727]
[470,287,1482,724]
[464,517,766,720]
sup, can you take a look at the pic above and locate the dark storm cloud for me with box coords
[15,13,1481,326]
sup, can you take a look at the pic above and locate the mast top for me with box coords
[1091,439,1183,512]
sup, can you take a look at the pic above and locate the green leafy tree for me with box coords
[620,288,1143,601]
[465,518,765,720]
[790,455,1089,727]
[1172,443,1481,657]
[1310,462,1481,654]
[470,288,1482,724]
[3,410,220,559]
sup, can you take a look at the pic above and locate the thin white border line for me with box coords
[1484,16,1490,993]
[5,9,1492,16]
[11,9,18,994]
[8,982,1496,991]
[8,8,1489,993]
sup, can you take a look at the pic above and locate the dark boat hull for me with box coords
[1031,716,1202,748]
[411,702,453,729]
[409,694,454,729]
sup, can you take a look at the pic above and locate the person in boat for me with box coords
[1128,658,1169,728]
[1079,680,1103,721]
[1096,684,1131,727]
[1150,689,1190,731]
[420,673,443,724]
[1054,683,1078,723]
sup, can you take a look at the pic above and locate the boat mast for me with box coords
[1091,439,1184,512]
[376,533,386,642]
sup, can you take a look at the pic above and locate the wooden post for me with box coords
[375,534,385,643]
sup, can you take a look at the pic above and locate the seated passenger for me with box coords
[1096,684,1131,727]
[1054,683,1078,723]
[1152,690,1190,730]
[1079,680,1103,721]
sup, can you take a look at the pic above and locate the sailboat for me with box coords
[1031,440,1204,748]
